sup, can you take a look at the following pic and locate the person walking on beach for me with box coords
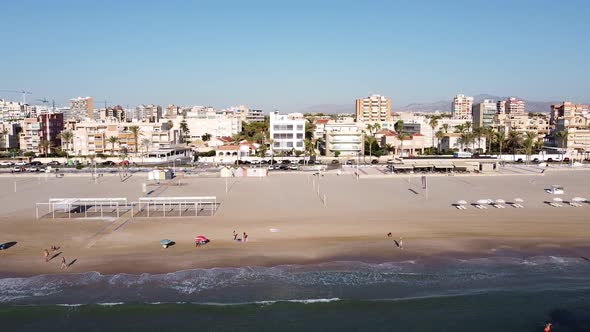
[243,232,248,243]
[233,230,238,241]
[387,232,392,238]
[60,257,67,270]
[44,249,50,262]
[399,237,403,250]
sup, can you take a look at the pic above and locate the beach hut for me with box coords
[220,167,233,178]
[233,167,246,177]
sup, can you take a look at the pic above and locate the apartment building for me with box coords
[451,94,473,120]
[552,101,590,155]
[324,121,364,157]
[171,111,242,143]
[269,111,306,152]
[18,113,64,154]
[355,94,392,122]
[100,106,126,122]
[135,104,162,122]
[0,122,20,149]
[0,99,26,121]
[550,102,590,127]
[69,96,94,119]
[380,130,426,157]
[472,99,497,128]
[71,120,175,155]
[505,97,526,115]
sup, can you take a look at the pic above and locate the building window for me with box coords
[296,125,303,131]
[286,142,293,148]
[296,133,303,139]
[296,142,303,147]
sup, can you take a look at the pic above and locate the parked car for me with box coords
[289,165,299,170]
[47,161,61,166]
[29,161,43,166]
[371,159,379,164]
[563,157,570,163]
[26,166,40,172]
[15,160,27,166]
[532,158,539,163]
[516,158,524,163]
[101,161,116,166]
[0,161,14,166]
[345,160,354,165]
[279,165,290,170]
[11,166,23,173]
[547,158,554,162]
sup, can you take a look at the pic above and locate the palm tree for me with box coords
[428,116,440,149]
[435,130,445,153]
[128,126,141,155]
[507,130,522,159]
[304,138,315,164]
[394,120,404,134]
[141,138,151,156]
[465,121,472,132]
[58,130,74,157]
[441,123,449,134]
[40,140,51,157]
[522,132,537,164]
[0,128,8,151]
[201,133,212,142]
[454,123,466,133]
[365,123,374,137]
[484,127,495,154]
[232,133,242,144]
[107,136,119,155]
[555,130,568,162]
[397,132,411,157]
[179,120,189,143]
[472,127,484,153]
[495,130,506,158]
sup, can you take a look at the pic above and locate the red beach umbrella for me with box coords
[194,235,208,243]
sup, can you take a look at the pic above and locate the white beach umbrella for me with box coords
[571,197,587,202]
[495,199,506,204]
[553,197,563,202]
[514,198,524,203]
[477,199,490,204]
[457,200,467,205]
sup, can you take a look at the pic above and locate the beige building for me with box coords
[355,94,392,122]
[495,114,550,139]
[451,94,473,120]
[69,96,94,119]
[550,102,589,127]
[504,97,526,115]
[71,120,176,156]
[380,129,426,157]
[324,121,364,157]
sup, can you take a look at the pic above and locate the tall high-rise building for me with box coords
[69,96,94,119]
[505,97,525,115]
[472,100,497,129]
[496,100,506,114]
[451,94,473,119]
[355,94,392,122]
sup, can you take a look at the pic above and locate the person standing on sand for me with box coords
[233,231,238,241]
[60,257,67,270]
[399,237,403,250]
[243,232,248,243]
[387,232,392,238]
[44,249,50,262]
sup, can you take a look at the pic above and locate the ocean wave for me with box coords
[0,256,587,305]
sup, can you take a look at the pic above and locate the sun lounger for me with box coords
[549,202,562,208]
[516,204,524,208]
[568,202,578,207]
[493,204,505,209]
[511,203,519,208]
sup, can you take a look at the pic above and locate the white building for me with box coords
[473,99,497,128]
[505,97,526,115]
[0,99,26,121]
[270,111,305,152]
[451,94,473,120]
[172,112,242,143]
[324,120,364,157]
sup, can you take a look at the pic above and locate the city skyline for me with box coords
[2,0,589,111]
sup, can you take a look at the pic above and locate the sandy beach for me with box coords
[0,169,589,277]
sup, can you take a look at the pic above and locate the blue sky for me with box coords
[1,0,589,111]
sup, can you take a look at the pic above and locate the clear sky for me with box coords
[1,0,589,111]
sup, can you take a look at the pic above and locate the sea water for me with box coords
[1,256,589,331]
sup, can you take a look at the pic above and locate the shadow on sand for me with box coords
[0,242,17,250]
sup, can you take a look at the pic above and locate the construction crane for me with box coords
[37,98,49,104]
[0,89,32,104]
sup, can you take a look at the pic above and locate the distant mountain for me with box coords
[397,94,561,114]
